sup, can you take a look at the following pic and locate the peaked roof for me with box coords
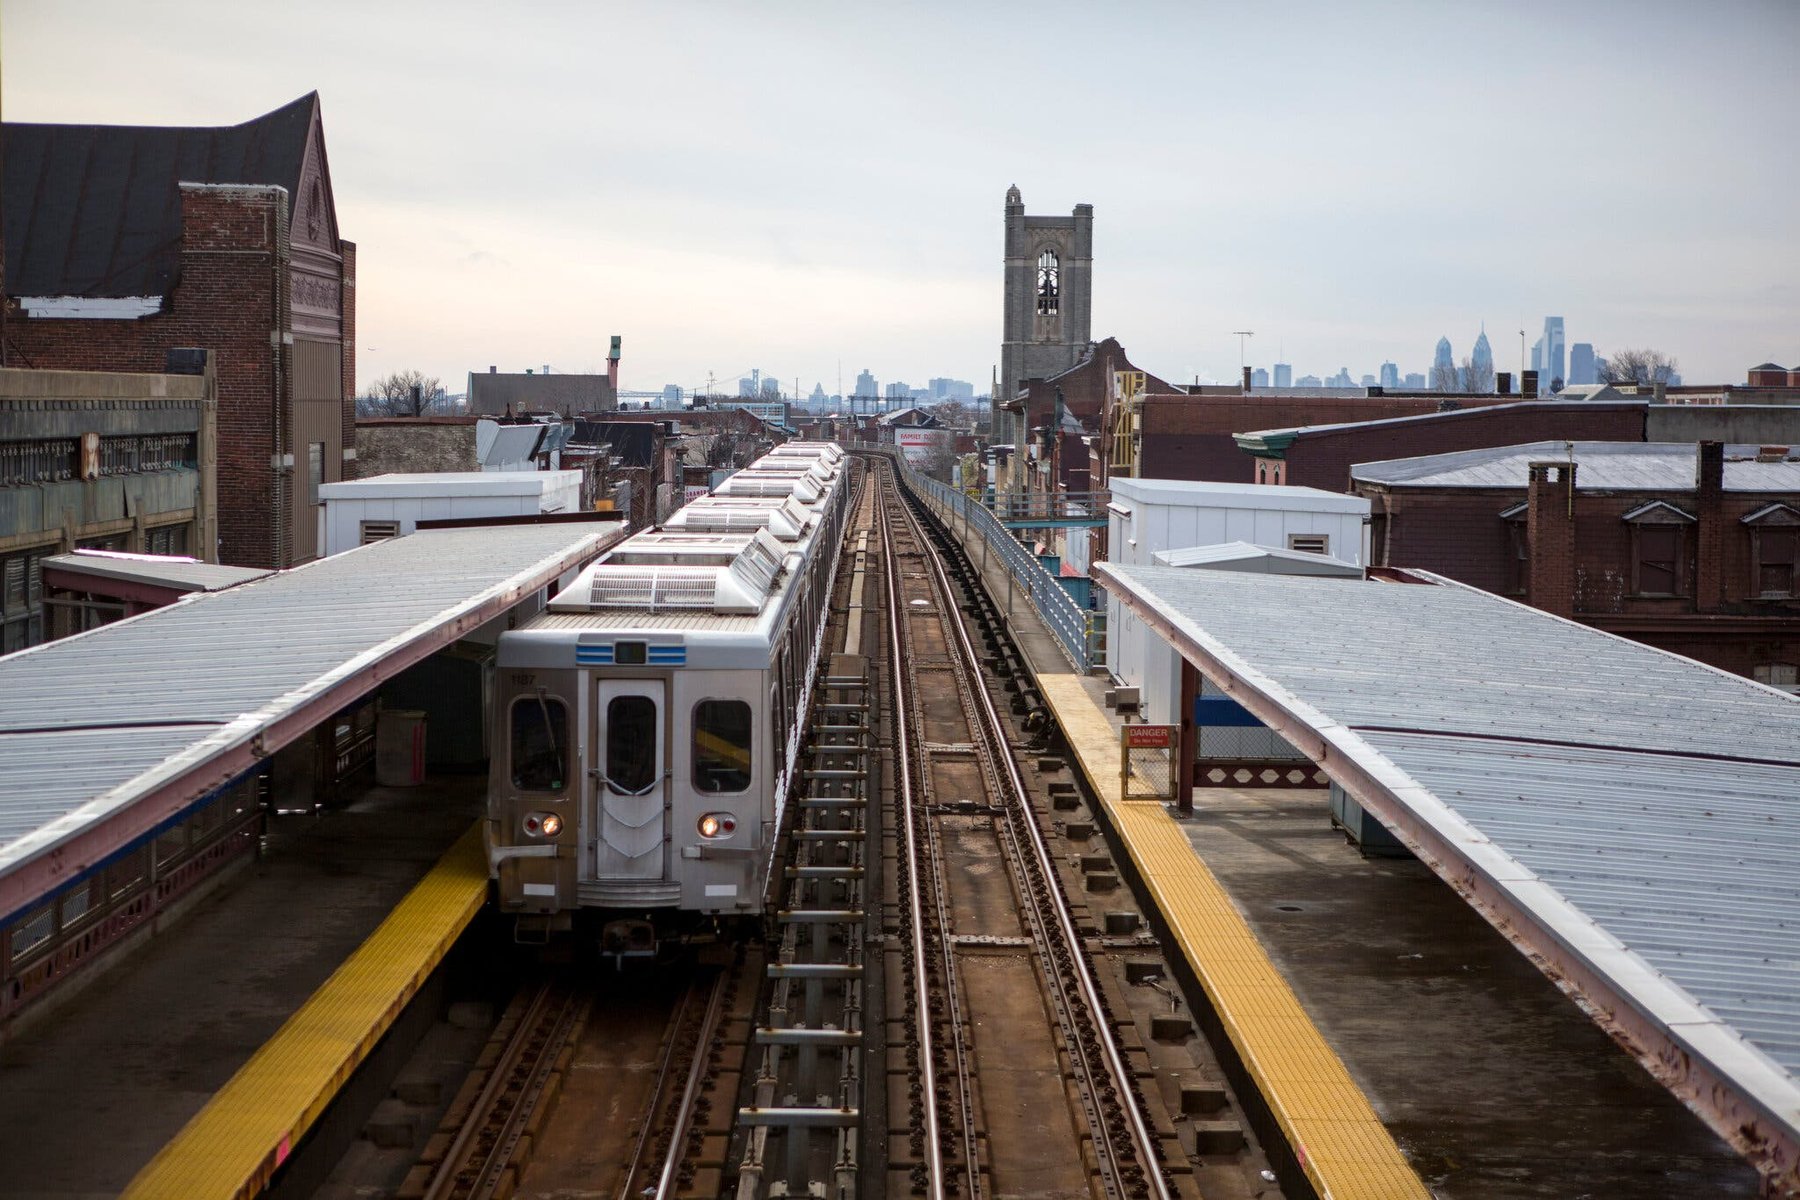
[3,94,319,299]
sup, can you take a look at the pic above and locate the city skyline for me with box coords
[6,2,1797,393]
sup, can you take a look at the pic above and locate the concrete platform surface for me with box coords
[0,778,481,1199]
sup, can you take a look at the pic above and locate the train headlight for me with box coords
[523,811,563,838]
[698,812,737,839]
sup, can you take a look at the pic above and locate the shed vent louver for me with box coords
[360,520,400,544]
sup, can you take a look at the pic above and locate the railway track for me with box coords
[379,452,1282,1200]
[405,963,746,1200]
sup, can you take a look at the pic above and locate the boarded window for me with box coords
[605,695,658,794]
[1,547,49,652]
[1754,663,1799,694]
[1636,527,1681,595]
[510,697,568,791]
[1757,529,1797,596]
[693,700,753,793]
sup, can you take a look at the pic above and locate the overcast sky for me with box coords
[7,1,1799,395]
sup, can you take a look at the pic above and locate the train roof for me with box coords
[548,529,788,616]
[665,496,817,541]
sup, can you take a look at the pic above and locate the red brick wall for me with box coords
[1368,473,1800,677]
[1138,394,1513,483]
[6,187,294,567]
[1277,403,1647,492]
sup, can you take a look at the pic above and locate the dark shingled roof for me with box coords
[3,93,317,300]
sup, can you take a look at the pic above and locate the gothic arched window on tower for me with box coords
[1036,249,1059,316]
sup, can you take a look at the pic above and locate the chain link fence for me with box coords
[1119,724,1179,800]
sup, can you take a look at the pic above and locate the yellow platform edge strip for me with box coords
[1037,674,1429,1199]
[123,823,489,1200]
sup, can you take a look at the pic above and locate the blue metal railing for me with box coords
[875,449,1103,672]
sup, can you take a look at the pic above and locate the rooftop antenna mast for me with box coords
[1232,330,1255,374]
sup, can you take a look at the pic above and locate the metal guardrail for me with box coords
[988,491,1111,528]
[873,448,1103,672]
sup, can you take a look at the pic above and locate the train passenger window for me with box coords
[693,700,754,793]
[511,696,569,791]
[606,696,657,794]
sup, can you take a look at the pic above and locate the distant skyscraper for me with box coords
[1273,363,1292,388]
[1431,336,1454,389]
[1251,367,1270,388]
[1403,372,1426,389]
[854,368,877,398]
[1542,317,1566,388]
[1568,343,1596,386]
[1471,328,1493,378]
[1296,374,1323,387]
[1360,374,1377,387]
[1379,362,1399,389]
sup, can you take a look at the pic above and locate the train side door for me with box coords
[591,679,667,881]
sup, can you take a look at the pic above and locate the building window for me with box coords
[307,443,325,507]
[510,696,568,791]
[1036,248,1059,316]
[1504,518,1529,595]
[1632,526,1685,596]
[1752,527,1798,597]
[692,700,753,793]
[0,546,50,652]
[1754,663,1799,694]
[145,523,190,557]
[1286,533,1329,556]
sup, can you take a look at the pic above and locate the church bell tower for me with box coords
[997,185,1092,447]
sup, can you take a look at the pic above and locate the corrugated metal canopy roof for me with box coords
[1094,561,1800,1157]
[41,553,271,593]
[1352,440,1800,491]
[0,524,614,920]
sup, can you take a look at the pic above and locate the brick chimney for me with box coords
[1527,460,1577,617]
[1694,440,1725,612]
[1241,365,1253,393]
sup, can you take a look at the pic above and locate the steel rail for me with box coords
[653,971,730,1199]
[884,473,985,1199]
[615,975,710,1200]
[877,470,948,1200]
[897,479,1174,1200]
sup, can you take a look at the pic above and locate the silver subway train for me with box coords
[486,442,852,948]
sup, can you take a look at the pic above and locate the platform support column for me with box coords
[1177,658,1198,816]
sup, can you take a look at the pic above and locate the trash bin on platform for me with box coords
[375,709,428,787]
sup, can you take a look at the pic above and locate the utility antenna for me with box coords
[1232,330,1255,372]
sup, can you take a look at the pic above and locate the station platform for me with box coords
[122,822,486,1199]
[918,491,1764,1197]
[0,779,483,1199]
[1041,673,1428,1200]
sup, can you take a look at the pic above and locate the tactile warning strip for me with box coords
[1038,674,1428,1199]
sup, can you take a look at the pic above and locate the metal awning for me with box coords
[0,523,625,924]
[1095,560,1800,1187]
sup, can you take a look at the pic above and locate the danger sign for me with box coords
[1123,724,1176,749]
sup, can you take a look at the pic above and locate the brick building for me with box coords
[2,93,355,567]
[1235,400,1652,490]
[1125,391,1516,485]
[0,364,218,650]
[1353,440,1800,684]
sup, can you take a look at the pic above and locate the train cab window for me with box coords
[605,696,658,794]
[511,696,569,791]
[693,700,754,793]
